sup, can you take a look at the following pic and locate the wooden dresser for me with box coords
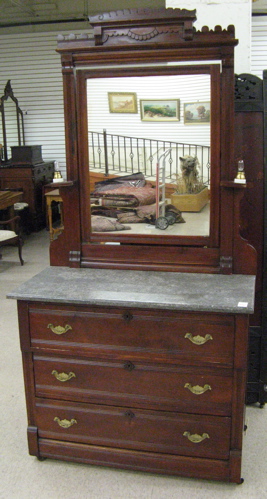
[8,8,258,486]
[9,267,255,483]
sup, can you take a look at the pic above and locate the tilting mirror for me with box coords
[83,63,219,243]
[54,7,238,271]
[0,80,25,162]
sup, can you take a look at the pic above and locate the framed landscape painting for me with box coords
[184,101,210,124]
[140,99,180,122]
[108,92,138,113]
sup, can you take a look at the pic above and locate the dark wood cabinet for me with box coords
[234,72,267,406]
[0,144,54,231]
[0,161,54,231]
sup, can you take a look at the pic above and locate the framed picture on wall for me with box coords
[140,99,180,122]
[108,92,138,113]
[184,101,210,124]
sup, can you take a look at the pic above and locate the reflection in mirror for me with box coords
[0,80,25,162]
[87,70,212,238]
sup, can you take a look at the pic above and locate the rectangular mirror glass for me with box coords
[81,63,220,245]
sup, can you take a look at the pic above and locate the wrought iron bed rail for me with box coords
[89,129,210,185]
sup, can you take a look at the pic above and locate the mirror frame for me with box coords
[53,8,256,274]
[0,80,25,162]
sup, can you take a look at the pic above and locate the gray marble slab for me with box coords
[7,266,256,314]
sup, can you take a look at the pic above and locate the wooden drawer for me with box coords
[35,399,231,460]
[29,303,234,365]
[33,354,233,415]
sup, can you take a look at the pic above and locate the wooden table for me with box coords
[45,189,64,241]
[0,190,23,230]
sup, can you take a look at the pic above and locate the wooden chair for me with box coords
[0,215,24,265]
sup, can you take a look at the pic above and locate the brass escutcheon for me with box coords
[184,333,213,345]
[51,370,76,382]
[54,417,77,428]
[122,312,133,322]
[184,383,212,395]
[124,361,135,372]
[183,431,210,443]
[47,323,72,335]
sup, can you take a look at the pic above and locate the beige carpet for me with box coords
[0,229,266,499]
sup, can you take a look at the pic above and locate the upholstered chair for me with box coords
[0,216,24,265]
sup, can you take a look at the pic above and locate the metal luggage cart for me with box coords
[155,148,176,229]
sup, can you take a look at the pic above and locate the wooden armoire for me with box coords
[9,9,258,484]
[234,72,267,406]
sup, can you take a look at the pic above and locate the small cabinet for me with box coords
[0,146,54,231]
[0,81,55,232]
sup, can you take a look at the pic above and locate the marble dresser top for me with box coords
[8,266,256,314]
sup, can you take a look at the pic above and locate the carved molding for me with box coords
[4,80,13,98]
[89,7,197,45]
[235,73,263,101]
[98,25,188,45]
[198,24,235,36]
[89,7,196,24]
[57,33,93,43]
[1,80,19,107]
[56,11,237,50]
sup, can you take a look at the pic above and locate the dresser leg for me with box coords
[27,426,39,457]
[229,449,243,483]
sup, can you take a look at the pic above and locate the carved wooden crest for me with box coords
[89,8,197,45]
[235,73,263,101]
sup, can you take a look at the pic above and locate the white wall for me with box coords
[87,73,211,146]
[166,0,252,74]
[0,29,87,177]
[251,16,267,78]
[87,72,211,180]
[0,7,264,182]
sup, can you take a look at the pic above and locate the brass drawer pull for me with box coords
[51,370,76,382]
[54,417,77,428]
[183,431,210,443]
[47,323,72,335]
[184,333,213,345]
[184,383,212,395]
